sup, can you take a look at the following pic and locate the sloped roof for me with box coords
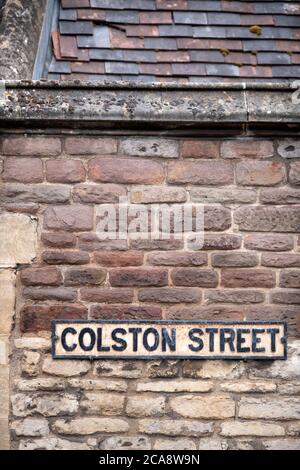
[44,0,300,82]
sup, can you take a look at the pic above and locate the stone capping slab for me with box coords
[0,81,299,126]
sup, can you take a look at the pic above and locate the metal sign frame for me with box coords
[52,320,288,361]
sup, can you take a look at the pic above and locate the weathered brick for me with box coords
[2,158,43,183]
[68,378,128,392]
[136,380,212,393]
[183,360,245,379]
[81,393,125,416]
[64,268,106,286]
[278,140,300,159]
[271,290,300,304]
[145,360,179,379]
[20,267,62,286]
[81,287,133,303]
[12,418,49,437]
[289,162,300,184]
[205,290,265,304]
[238,397,300,420]
[167,305,244,322]
[46,160,85,183]
[262,253,300,268]
[15,378,64,392]
[78,233,128,252]
[65,137,117,155]
[212,252,259,268]
[167,160,234,185]
[220,422,284,437]
[0,184,70,204]
[54,416,129,436]
[244,234,294,251]
[130,239,183,251]
[126,396,166,417]
[14,338,50,351]
[198,438,228,451]
[204,206,231,231]
[41,232,77,248]
[20,304,87,333]
[90,304,162,320]
[110,268,168,287]
[190,187,257,204]
[2,137,61,156]
[11,393,78,417]
[21,351,40,378]
[221,140,273,159]
[280,270,300,288]
[221,269,276,288]
[154,439,196,450]
[247,306,300,336]
[188,234,242,251]
[23,287,77,302]
[42,356,90,377]
[100,436,151,450]
[235,207,300,232]
[260,188,300,204]
[236,161,285,186]
[94,360,143,379]
[220,381,276,393]
[120,138,179,158]
[42,251,89,265]
[94,251,143,267]
[18,437,89,450]
[147,251,207,267]
[171,269,218,287]
[89,158,164,184]
[130,186,186,204]
[44,205,94,231]
[170,396,235,419]
[139,419,213,437]
[182,140,220,159]
[138,287,202,303]
[263,440,300,451]
[73,183,126,203]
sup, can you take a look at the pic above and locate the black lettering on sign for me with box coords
[52,321,287,360]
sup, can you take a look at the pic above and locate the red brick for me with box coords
[73,183,126,204]
[167,160,233,185]
[205,290,265,305]
[182,140,220,159]
[147,251,208,267]
[2,158,43,183]
[20,304,87,333]
[44,205,94,231]
[90,305,162,320]
[234,207,300,233]
[140,11,173,24]
[156,51,190,62]
[42,251,90,265]
[52,32,61,60]
[4,203,39,215]
[139,63,172,76]
[171,269,218,288]
[94,251,144,267]
[42,232,77,248]
[167,305,244,322]
[64,268,107,286]
[2,137,61,156]
[276,41,300,53]
[130,239,183,251]
[289,162,300,185]
[23,287,77,302]
[188,234,242,251]
[262,254,300,268]
[244,234,294,252]
[71,62,105,74]
[78,233,128,252]
[60,36,78,59]
[271,290,300,305]
[65,137,117,156]
[236,161,285,186]
[80,288,134,303]
[240,66,272,78]
[89,158,164,184]
[221,0,254,13]
[280,270,300,288]
[247,306,300,337]
[225,52,256,65]
[221,269,276,288]
[109,268,168,287]
[46,160,86,183]
[204,206,231,231]
[156,0,188,10]
[138,287,202,303]
[20,267,62,286]
[221,140,273,159]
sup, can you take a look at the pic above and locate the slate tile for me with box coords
[122,75,156,82]
[60,35,78,58]
[177,38,210,49]
[139,63,172,75]
[257,52,291,65]
[172,63,206,76]
[173,12,207,25]
[240,15,274,26]
[188,0,221,11]
[240,65,272,78]
[59,7,77,20]
[276,40,299,52]
[209,39,242,50]
[272,65,300,78]
[59,20,94,35]
[159,25,194,37]
[156,51,190,62]
[126,25,160,37]
[91,0,156,10]
[105,11,140,24]
[145,38,177,50]
[140,12,173,24]
[206,63,240,76]
[105,62,139,74]
[190,50,224,62]
[156,0,188,10]
[207,13,241,26]
[77,9,105,20]
[90,49,124,61]
[52,32,61,60]
[193,26,226,38]
[49,59,71,74]
[71,61,105,74]
[123,50,156,63]
[221,1,254,14]
[61,0,90,7]
[243,40,276,52]
[77,26,110,48]
[255,3,286,14]
[225,52,256,66]
[48,73,61,80]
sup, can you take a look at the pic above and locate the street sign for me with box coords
[52,320,287,360]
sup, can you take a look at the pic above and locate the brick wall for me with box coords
[1,133,300,450]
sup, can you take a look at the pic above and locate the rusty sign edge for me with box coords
[51,320,288,361]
